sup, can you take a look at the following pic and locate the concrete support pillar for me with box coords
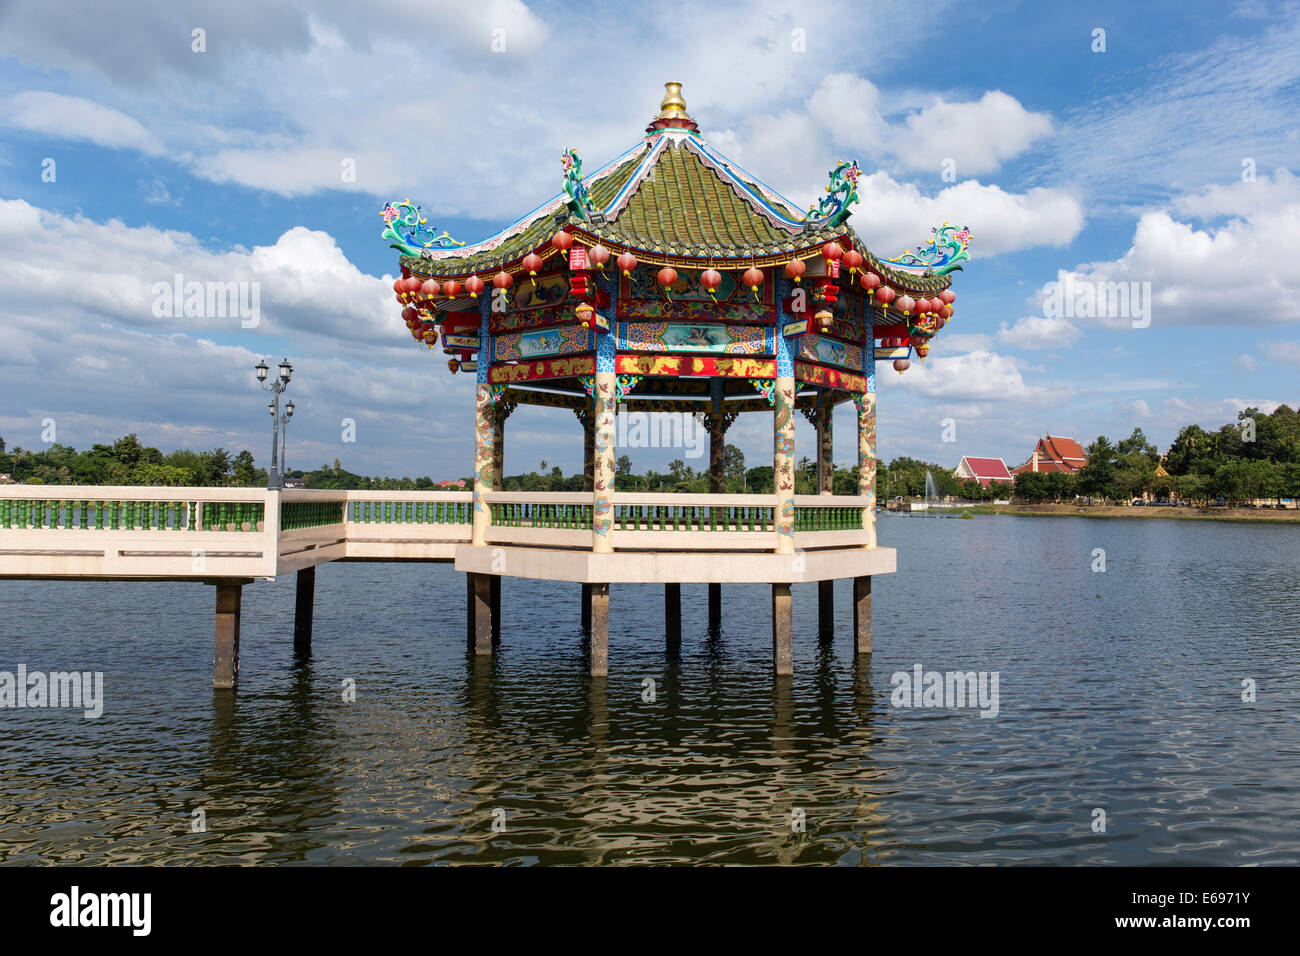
[853,575,872,654]
[213,580,243,689]
[771,583,793,675]
[665,583,681,652]
[293,566,315,654]
[591,371,617,552]
[471,572,492,656]
[773,376,796,554]
[465,572,475,645]
[708,583,721,632]
[589,582,609,676]
[818,580,834,641]
[472,385,495,546]
[858,393,877,548]
[581,583,591,632]
[490,574,501,646]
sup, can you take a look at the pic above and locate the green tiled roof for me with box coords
[405,137,951,294]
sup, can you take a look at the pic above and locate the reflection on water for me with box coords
[1,514,1298,865]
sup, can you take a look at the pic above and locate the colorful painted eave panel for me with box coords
[616,322,775,356]
[487,355,596,384]
[794,361,867,394]
[615,355,776,379]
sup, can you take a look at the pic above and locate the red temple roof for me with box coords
[955,456,1014,487]
[1012,435,1087,474]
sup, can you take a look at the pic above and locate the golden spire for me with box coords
[658,82,689,120]
[646,81,700,134]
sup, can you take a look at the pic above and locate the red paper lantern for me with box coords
[893,358,910,374]
[700,268,722,290]
[442,279,461,297]
[588,243,610,270]
[657,267,678,288]
[401,307,418,323]
[842,249,864,276]
[392,278,405,294]
[875,285,896,306]
[493,270,514,291]
[617,251,638,276]
[897,294,916,315]
[915,297,932,316]
[742,266,763,289]
[859,271,880,294]
[464,275,484,298]
[784,259,806,284]
[402,276,423,295]
[551,230,573,254]
[939,289,956,305]
[940,304,954,319]
[420,279,441,299]
[522,252,543,279]
[821,241,844,262]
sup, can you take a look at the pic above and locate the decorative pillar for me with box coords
[592,373,616,552]
[772,377,796,554]
[293,566,315,655]
[817,392,834,640]
[213,580,244,689]
[472,299,494,546]
[492,400,507,491]
[705,410,730,629]
[858,394,877,548]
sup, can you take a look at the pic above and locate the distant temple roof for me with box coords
[955,456,1014,487]
[1012,436,1087,475]
[393,82,963,295]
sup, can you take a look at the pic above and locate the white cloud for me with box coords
[996,316,1082,350]
[1274,342,1300,366]
[1042,170,1300,328]
[1,91,165,155]
[1233,353,1259,372]
[894,91,1054,176]
[879,349,1066,404]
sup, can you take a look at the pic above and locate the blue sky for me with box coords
[1,0,1298,479]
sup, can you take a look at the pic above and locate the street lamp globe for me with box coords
[278,358,293,382]
[255,359,269,382]
[268,401,275,416]
[285,400,295,419]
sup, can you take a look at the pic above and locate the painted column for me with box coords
[860,302,877,547]
[492,401,505,491]
[774,280,797,554]
[817,392,834,494]
[472,298,494,546]
[592,314,617,552]
[818,394,836,640]
[707,411,725,630]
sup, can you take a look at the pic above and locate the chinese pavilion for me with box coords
[381,83,970,676]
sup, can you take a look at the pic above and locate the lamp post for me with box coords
[280,400,295,479]
[256,357,293,489]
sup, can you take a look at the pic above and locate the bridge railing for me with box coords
[0,486,871,578]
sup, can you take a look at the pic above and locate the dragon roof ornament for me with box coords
[381,200,464,256]
[878,223,972,276]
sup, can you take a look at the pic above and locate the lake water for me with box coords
[2,514,1298,865]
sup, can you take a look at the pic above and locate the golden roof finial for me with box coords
[658,82,688,120]
[647,81,699,134]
